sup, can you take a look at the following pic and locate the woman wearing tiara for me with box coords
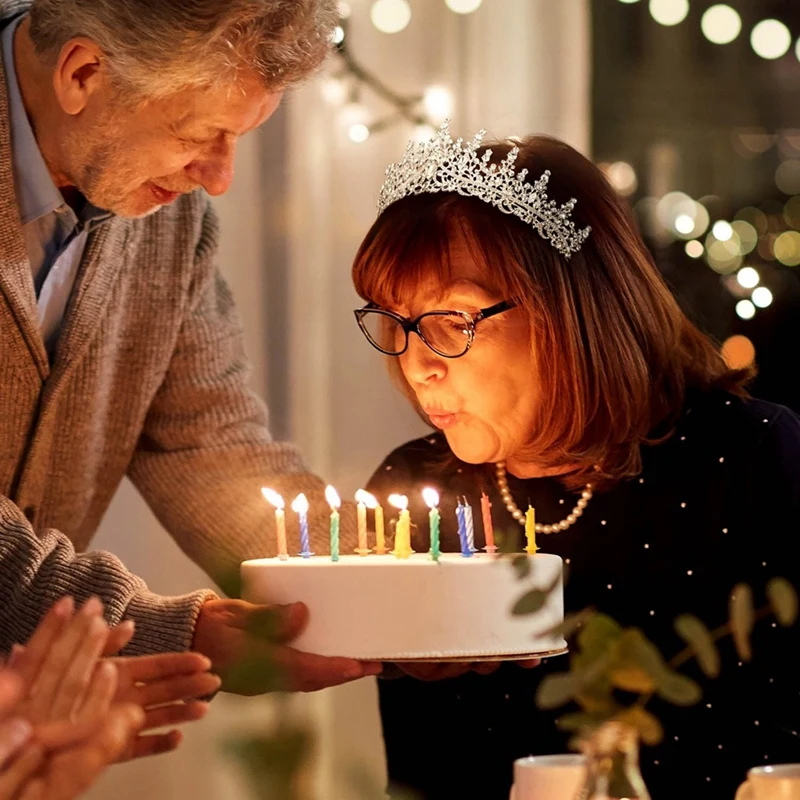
[353,125,800,800]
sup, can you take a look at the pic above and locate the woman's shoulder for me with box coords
[365,432,452,495]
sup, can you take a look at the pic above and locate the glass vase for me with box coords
[577,722,652,800]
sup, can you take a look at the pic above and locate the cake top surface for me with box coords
[242,552,562,568]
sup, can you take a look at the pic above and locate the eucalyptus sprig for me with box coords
[512,573,798,747]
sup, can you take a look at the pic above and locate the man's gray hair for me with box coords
[28,0,338,98]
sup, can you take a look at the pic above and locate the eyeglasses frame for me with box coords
[353,299,516,359]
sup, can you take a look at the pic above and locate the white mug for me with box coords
[735,765,800,800]
[509,754,586,800]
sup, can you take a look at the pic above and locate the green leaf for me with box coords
[556,711,605,734]
[655,671,702,707]
[576,684,616,714]
[536,672,578,709]
[767,578,799,627]
[615,706,664,746]
[577,613,623,656]
[539,608,596,641]
[614,629,669,683]
[674,614,721,678]
[609,666,656,694]
[512,588,549,616]
[729,583,755,662]
[512,555,531,580]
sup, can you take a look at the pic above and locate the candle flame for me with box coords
[325,485,341,509]
[355,489,378,509]
[421,487,439,509]
[291,493,310,514]
[388,493,408,511]
[261,487,285,510]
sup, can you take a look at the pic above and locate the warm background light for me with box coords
[736,299,756,320]
[370,0,412,34]
[700,5,741,45]
[445,0,483,14]
[649,0,690,27]
[721,335,756,369]
[736,266,760,289]
[752,286,774,308]
[750,19,791,60]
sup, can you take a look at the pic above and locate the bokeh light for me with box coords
[752,286,773,308]
[445,0,483,13]
[712,220,734,241]
[348,123,370,143]
[783,196,800,229]
[774,230,800,266]
[736,299,756,320]
[721,335,756,369]
[371,0,412,34]
[685,240,704,258]
[730,220,758,254]
[701,5,742,45]
[422,86,454,124]
[649,0,690,27]
[775,160,800,195]
[750,19,791,60]
[736,267,760,289]
[675,214,695,235]
[735,206,769,235]
[705,228,743,274]
[606,161,639,196]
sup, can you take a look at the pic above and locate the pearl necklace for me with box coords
[495,461,593,534]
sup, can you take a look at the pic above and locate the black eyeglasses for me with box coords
[354,300,516,359]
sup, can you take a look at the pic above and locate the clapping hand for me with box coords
[8,595,220,761]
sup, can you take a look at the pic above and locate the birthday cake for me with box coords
[241,552,566,661]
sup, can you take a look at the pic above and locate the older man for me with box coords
[0,0,376,693]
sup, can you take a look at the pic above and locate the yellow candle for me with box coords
[388,494,413,559]
[261,488,288,560]
[525,505,538,555]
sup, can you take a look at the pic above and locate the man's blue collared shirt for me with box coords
[1,14,112,357]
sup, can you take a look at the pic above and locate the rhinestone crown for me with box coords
[377,121,592,258]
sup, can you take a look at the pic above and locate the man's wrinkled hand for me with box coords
[191,599,382,694]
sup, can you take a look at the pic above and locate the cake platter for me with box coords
[387,646,569,664]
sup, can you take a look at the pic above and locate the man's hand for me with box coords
[191,599,382,694]
[395,658,541,681]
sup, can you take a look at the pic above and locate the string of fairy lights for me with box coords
[619,1,800,62]
[322,0,481,144]
[323,0,799,340]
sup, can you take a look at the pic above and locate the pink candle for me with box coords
[481,491,497,553]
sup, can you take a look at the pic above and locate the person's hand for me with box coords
[394,658,541,681]
[108,652,219,760]
[9,600,219,761]
[191,599,383,694]
[0,670,36,797]
[17,703,145,800]
[10,596,112,725]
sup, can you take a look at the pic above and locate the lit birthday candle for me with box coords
[374,498,387,554]
[388,494,413,559]
[261,488,288,560]
[481,491,497,554]
[462,495,476,553]
[354,489,373,556]
[422,488,441,562]
[325,486,341,562]
[455,500,472,558]
[525,504,538,555]
[291,493,312,558]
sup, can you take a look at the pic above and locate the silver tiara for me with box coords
[377,121,591,258]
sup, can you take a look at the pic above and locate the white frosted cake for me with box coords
[241,553,566,661]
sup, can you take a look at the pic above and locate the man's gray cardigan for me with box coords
[0,0,351,655]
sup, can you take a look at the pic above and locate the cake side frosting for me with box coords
[241,553,565,660]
